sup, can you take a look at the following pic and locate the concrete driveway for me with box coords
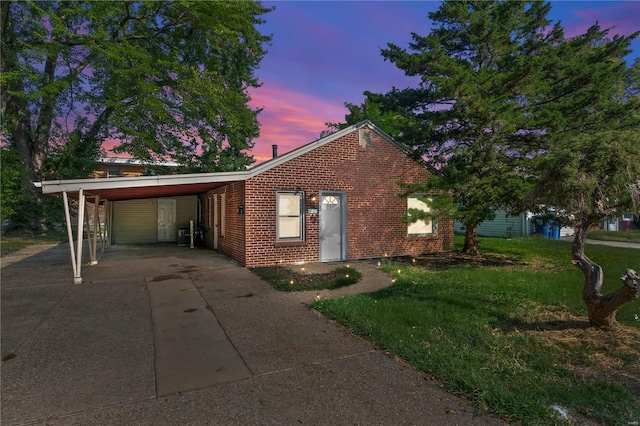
[1,244,501,425]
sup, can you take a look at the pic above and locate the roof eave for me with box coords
[37,170,248,195]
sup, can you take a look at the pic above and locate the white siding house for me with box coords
[455,210,574,238]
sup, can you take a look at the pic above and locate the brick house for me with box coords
[37,121,452,281]
[202,122,452,267]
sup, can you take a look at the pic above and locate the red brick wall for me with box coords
[618,217,638,231]
[242,130,453,267]
[202,181,246,265]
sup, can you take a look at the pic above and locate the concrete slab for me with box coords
[1,309,155,424]
[1,283,73,354]
[1,243,504,426]
[147,276,252,396]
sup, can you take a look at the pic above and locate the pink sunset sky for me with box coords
[239,1,640,163]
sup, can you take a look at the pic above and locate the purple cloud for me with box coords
[565,2,640,37]
[248,83,348,162]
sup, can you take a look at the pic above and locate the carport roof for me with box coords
[36,171,248,201]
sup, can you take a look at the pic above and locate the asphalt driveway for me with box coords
[1,244,501,425]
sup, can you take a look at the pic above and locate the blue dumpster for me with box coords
[534,223,544,235]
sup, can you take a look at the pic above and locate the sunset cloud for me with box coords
[248,84,349,163]
[564,2,640,37]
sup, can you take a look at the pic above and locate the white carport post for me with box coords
[83,197,98,265]
[98,197,107,253]
[83,195,100,265]
[62,191,80,283]
[94,195,101,257]
[105,200,113,248]
[74,189,86,284]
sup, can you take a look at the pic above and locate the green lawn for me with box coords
[313,236,640,425]
[1,232,66,257]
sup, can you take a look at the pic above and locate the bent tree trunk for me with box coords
[462,225,480,254]
[572,223,640,328]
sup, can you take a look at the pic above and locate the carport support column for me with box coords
[74,189,86,284]
[62,191,79,282]
[84,200,96,265]
[92,195,100,261]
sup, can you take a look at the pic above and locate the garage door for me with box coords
[112,199,157,244]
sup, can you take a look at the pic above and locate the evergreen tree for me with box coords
[371,1,562,253]
[327,1,640,326]
[526,31,640,327]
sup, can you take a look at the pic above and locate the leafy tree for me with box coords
[1,0,271,228]
[0,147,28,226]
[525,30,640,327]
[44,130,104,180]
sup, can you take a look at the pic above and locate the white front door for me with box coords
[157,199,177,242]
[319,192,346,261]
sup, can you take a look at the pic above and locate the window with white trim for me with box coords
[622,213,634,222]
[277,192,304,240]
[107,165,120,178]
[407,196,436,236]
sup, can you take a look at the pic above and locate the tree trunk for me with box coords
[462,225,480,254]
[572,222,640,328]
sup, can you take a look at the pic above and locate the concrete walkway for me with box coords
[585,238,640,249]
[1,244,501,425]
[559,235,640,250]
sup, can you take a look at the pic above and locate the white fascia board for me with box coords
[37,170,248,195]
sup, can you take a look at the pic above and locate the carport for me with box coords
[36,171,246,284]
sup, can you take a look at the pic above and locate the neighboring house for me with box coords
[454,210,575,239]
[603,215,639,232]
[93,157,179,179]
[37,121,453,281]
[454,211,531,238]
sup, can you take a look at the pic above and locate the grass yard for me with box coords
[312,237,640,425]
[1,231,66,257]
[588,229,640,243]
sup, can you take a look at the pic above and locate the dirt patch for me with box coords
[529,323,640,399]
[251,265,361,292]
[408,251,526,270]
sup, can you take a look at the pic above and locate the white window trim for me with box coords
[276,191,304,241]
[622,214,634,222]
[407,195,437,237]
